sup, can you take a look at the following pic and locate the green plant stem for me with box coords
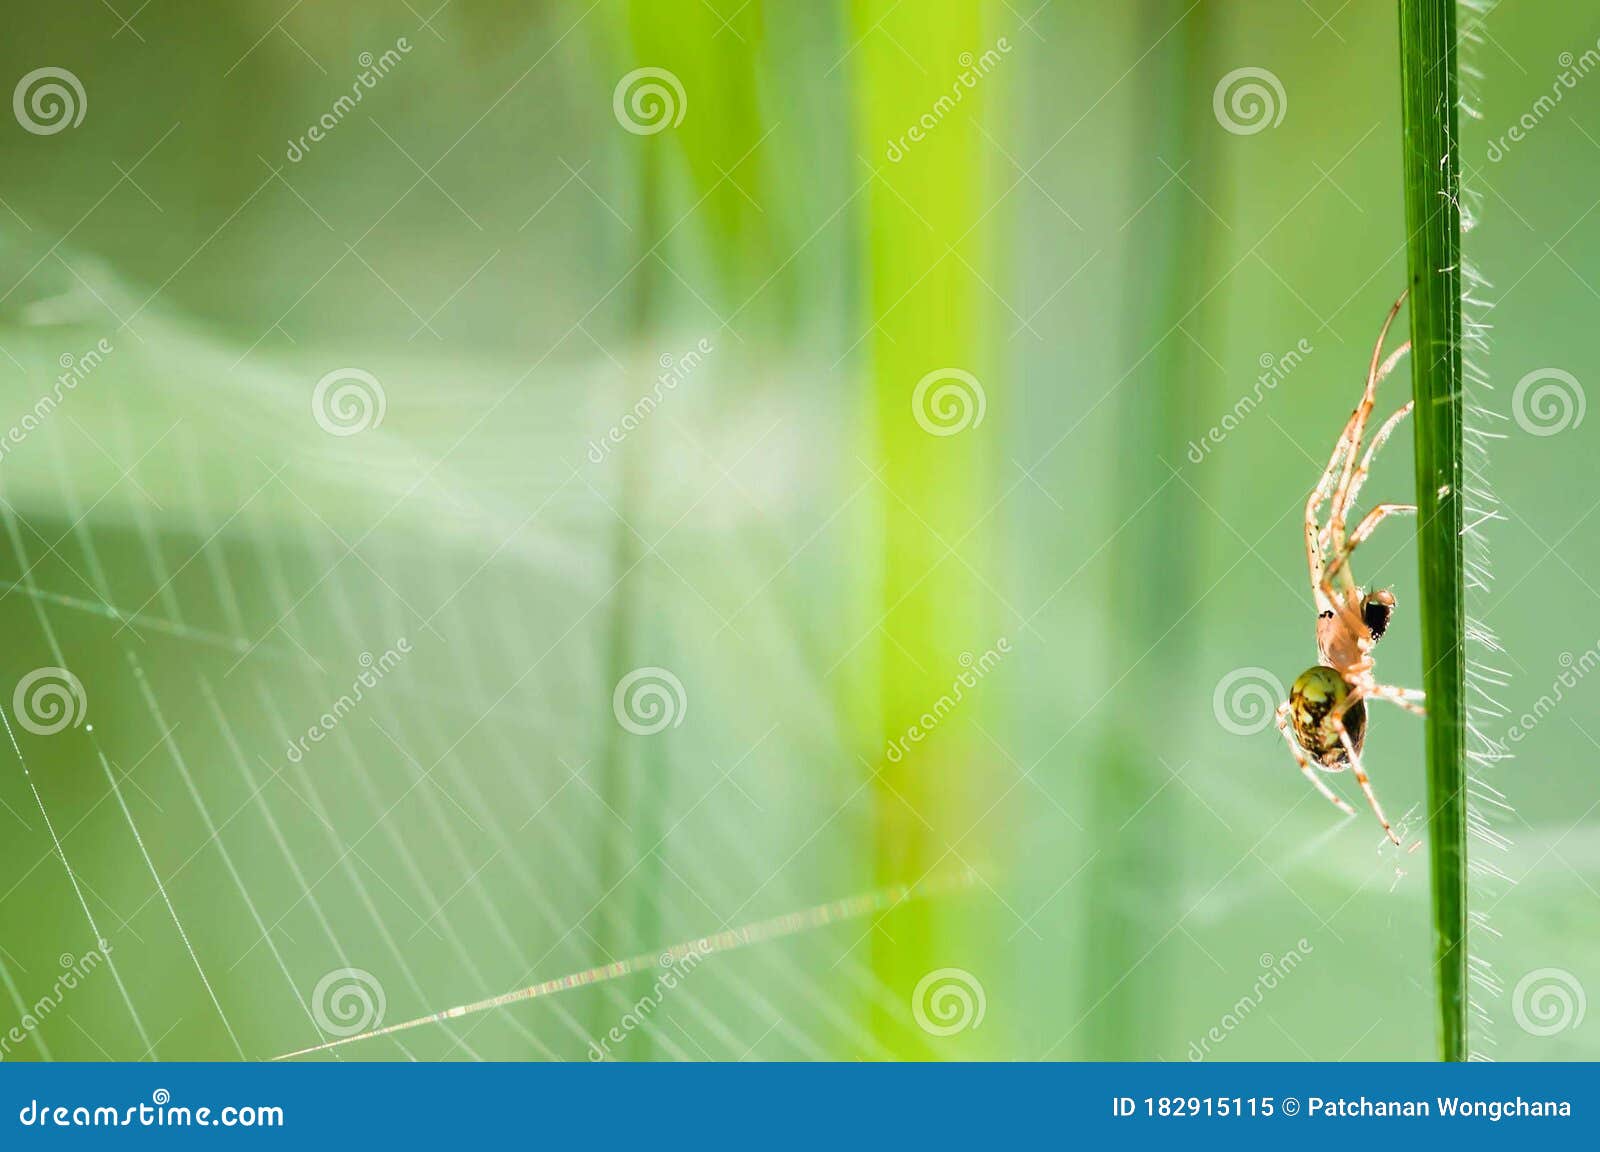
[854,0,992,1055]
[1397,0,1467,1063]
[1084,0,1216,1059]
[592,18,664,1049]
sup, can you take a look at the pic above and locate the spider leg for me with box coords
[1318,496,1417,643]
[1345,293,1408,468]
[1317,564,1370,651]
[1330,341,1411,548]
[1306,436,1353,610]
[1329,293,1410,553]
[1309,298,1407,603]
[1278,700,1356,817]
[1325,399,1414,555]
[1335,710,1399,845]
[1324,502,1418,585]
[1299,376,1376,601]
[1361,680,1427,718]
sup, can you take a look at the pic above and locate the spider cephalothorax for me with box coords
[1316,586,1396,671]
[1273,294,1425,845]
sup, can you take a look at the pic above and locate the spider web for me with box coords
[0,295,951,1062]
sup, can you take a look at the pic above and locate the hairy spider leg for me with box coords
[1327,348,1411,613]
[1329,292,1409,550]
[1304,340,1408,612]
[1324,369,1410,636]
[1277,699,1357,817]
[1324,398,1414,555]
[1353,676,1427,718]
[1305,433,1354,610]
[1324,502,1419,586]
[1329,342,1412,555]
[1335,706,1400,845]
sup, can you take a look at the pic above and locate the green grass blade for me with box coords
[1083,0,1218,1060]
[1396,0,1468,1062]
[853,0,995,1055]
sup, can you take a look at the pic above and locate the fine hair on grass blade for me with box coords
[1397,0,1468,1061]
[1456,0,1513,1059]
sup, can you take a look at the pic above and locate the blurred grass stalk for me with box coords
[1082,2,1218,1059]
[1396,0,1468,1062]
[854,0,996,1054]
[610,0,779,1057]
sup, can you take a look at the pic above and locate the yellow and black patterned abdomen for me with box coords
[1289,665,1366,768]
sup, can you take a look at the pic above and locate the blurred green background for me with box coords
[0,0,1594,1061]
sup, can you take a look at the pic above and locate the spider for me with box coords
[1274,291,1426,845]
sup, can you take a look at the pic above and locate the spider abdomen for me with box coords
[1289,665,1366,768]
